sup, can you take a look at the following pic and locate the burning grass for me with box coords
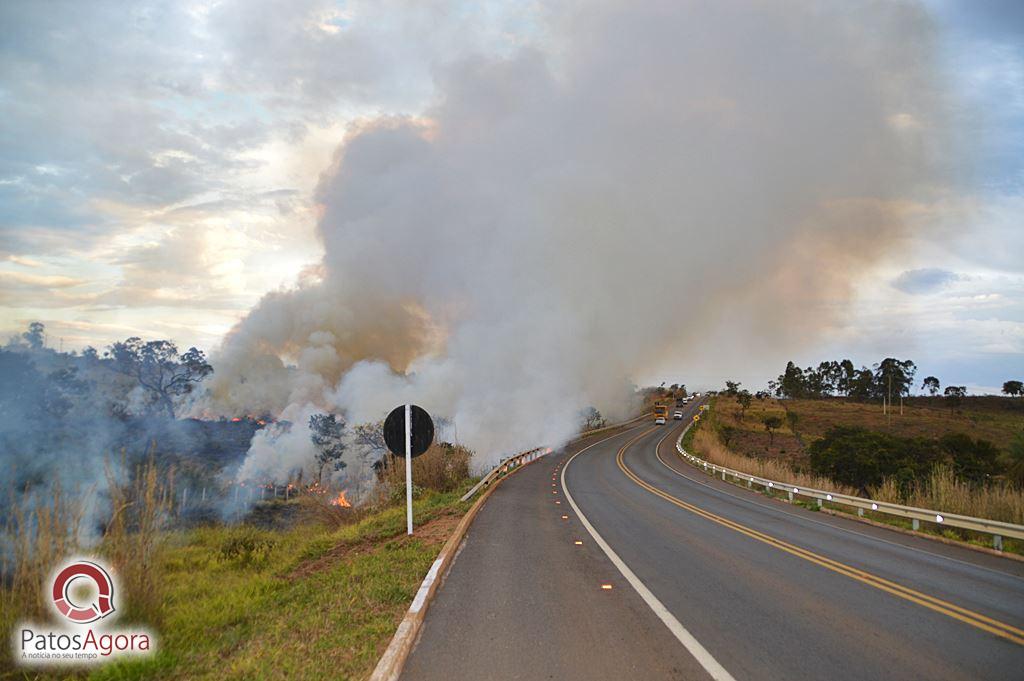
[1,443,477,680]
[82,485,472,681]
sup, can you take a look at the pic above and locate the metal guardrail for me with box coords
[460,411,655,502]
[674,425,1024,551]
[460,447,549,502]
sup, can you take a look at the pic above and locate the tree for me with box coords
[777,361,805,399]
[353,420,388,457]
[580,407,605,431]
[105,337,213,418]
[837,359,857,396]
[310,413,347,483]
[943,385,966,413]
[872,358,917,400]
[921,376,940,396]
[22,321,45,350]
[737,390,752,420]
[717,424,737,447]
[1003,380,1023,397]
[762,415,783,445]
[846,367,875,401]
[785,411,799,438]
[724,380,742,397]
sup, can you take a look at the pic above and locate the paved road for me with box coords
[402,401,1024,680]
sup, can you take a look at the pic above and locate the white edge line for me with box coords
[561,430,737,681]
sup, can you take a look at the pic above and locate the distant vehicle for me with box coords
[675,398,684,407]
[673,411,683,420]
[692,392,700,397]
[653,404,668,424]
[655,416,666,425]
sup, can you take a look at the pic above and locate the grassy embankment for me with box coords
[684,395,1024,553]
[2,445,474,681]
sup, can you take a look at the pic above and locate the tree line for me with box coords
[761,357,1021,400]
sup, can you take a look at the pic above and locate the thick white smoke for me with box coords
[206,1,951,475]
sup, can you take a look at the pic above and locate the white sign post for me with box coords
[405,403,413,535]
[383,403,434,538]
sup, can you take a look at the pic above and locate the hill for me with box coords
[709,395,1024,464]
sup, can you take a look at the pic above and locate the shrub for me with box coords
[808,426,940,491]
[219,527,277,566]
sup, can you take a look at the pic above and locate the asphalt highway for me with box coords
[401,401,1024,680]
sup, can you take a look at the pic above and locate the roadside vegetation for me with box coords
[682,359,1023,553]
[1,444,475,681]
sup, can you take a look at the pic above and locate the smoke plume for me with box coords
[205,1,951,473]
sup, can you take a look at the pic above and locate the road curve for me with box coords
[401,402,1024,680]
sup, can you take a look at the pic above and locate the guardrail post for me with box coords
[816,499,822,508]
[994,535,1003,551]
[857,508,864,517]
[747,479,751,488]
[787,491,793,502]
[912,518,920,531]
[722,470,726,481]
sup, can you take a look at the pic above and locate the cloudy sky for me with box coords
[0,0,1021,394]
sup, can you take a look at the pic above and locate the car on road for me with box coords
[655,416,666,425]
[673,411,683,419]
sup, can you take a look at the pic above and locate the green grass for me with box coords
[4,487,471,681]
[93,489,470,681]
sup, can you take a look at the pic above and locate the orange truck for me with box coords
[653,404,668,424]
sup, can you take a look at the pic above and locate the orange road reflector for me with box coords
[561,515,569,519]
[601,584,613,590]
[555,501,561,504]
[574,540,583,545]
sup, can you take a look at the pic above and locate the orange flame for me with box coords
[330,490,352,508]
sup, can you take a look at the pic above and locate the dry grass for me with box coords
[713,394,1024,460]
[101,454,175,625]
[692,410,1024,525]
[1,481,89,624]
[379,442,472,497]
[871,467,1024,525]
[692,428,858,497]
[1,454,174,672]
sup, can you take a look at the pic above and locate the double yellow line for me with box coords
[613,429,1024,646]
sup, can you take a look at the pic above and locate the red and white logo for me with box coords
[50,560,116,624]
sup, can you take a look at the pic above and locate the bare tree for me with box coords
[105,338,213,419]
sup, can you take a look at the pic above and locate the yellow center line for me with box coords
[610,429,1024,647]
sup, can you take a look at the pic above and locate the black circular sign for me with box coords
[383,404,434,458]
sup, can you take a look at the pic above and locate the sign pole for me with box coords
[405,403,413,535]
